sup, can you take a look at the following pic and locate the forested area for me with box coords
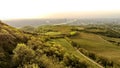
[1,21,120,68]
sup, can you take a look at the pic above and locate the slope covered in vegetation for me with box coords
[0,21,102,68]
[21,25,120,68]
[0,21,29,68]
[1,21,120,68]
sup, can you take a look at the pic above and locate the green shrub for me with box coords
[12,43,35,67]
[70,31,77,36]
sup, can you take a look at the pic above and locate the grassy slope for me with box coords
[102,36,120,42]
[21,25,120,67]
[50,38,101,68]
[70,32,120,63]
[0,21,29,67]
[0,21,28,53]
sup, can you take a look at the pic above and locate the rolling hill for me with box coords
[1,20,120,68]
[0,21,29,68]
[0,21,102,68]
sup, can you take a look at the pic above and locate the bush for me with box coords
[63,53,88,68]
[12,43,35,67]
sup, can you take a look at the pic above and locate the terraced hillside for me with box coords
[0,21,102,68]
[49,38,103,68]
[30,25,120,68]
[70,32,120,67]
[1,21,120,68]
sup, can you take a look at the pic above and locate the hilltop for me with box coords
[1,21,120,68]
[0,21,101,68]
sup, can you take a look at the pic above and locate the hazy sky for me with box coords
[0,0,120,20]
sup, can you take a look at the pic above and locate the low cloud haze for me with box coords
[43,11,120,19]
[1,0,120,20]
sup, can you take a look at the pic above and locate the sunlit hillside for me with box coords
[1,0,120,68]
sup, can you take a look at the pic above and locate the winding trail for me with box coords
[76,49,104,68]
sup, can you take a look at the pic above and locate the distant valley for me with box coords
[3,18,120,28]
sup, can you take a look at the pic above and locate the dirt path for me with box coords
[76,50,104,68]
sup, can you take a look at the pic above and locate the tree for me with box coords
[12,43,35,67]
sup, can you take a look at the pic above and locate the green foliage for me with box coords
[0,29,9,34]
[70,32,120,67]
[20,63,39,68]
[20,26,35,33]
[1,21,120,68]
[103,36,120,46]
[12,43,35,67]
[26,36,89,68]
[0,33,16,53]
[50,38,100,67]
[63,53,87,68]
[45,32,61,36]
[0,21,31,68]
[70,31,77,36]
[78,48,114,67]
[34,55,64,68]
[84,25,120,38]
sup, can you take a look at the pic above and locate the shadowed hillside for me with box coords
[1,20,120,68]
[0,21,29,67]
[0,21,101,68]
